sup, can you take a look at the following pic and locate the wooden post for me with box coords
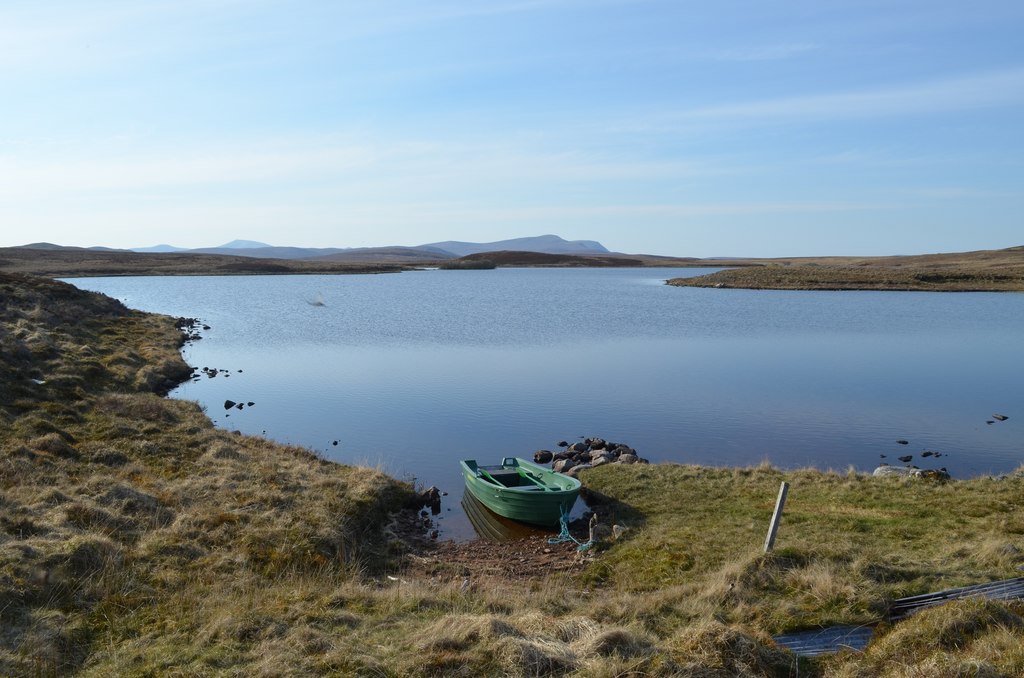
[764,481,789,553]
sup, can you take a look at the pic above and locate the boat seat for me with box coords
[480,469,530,487]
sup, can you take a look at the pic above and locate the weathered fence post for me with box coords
[763,481,789,553]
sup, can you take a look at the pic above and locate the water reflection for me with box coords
[461,490,553,542]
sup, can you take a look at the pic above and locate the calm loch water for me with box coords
[68,269,1024,539]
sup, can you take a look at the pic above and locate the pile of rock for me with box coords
[533,437,649,478]
[175,317,210,343]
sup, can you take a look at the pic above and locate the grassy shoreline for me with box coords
[0,247,409,278]
[668,246,1024,292]
[3,271,1023,676]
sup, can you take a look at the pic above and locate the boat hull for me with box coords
[460,457,580,527]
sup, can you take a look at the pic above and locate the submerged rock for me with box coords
[418,486,442,514]
[533,450,553,464]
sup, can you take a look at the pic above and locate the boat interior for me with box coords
[476,464,566,491]
[477,466,542,489]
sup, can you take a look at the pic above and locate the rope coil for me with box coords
[547,508,593,551]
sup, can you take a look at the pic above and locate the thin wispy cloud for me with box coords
[708,43,819,62]
[673,67,1024,124]
[908,187,1020,200]
[0,135,726,199]
[0,1,244,72]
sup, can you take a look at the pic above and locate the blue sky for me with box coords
[1,0,1022,256]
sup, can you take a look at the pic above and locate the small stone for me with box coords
[898,455,913,463]
[223,400,236,410]
[897,440,909,445]
[993,414,1009,421]
[552,459,576,473]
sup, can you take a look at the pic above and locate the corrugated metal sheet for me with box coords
[889,577,1024,620]
[773,625,874,657]
[773,577,1024,657]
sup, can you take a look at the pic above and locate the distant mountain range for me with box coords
[115,234,611,261]
[421,235,608,257]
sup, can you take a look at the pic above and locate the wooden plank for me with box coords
[763,481,789,552]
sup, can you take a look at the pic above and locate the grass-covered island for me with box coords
[668,246,1024,292]
[2,272,1023,676]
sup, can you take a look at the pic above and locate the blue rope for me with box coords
[547,508,593,552]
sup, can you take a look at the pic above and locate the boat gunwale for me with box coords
[460,458,580,496]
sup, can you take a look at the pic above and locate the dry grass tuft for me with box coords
[417,613,522,652]
[30,432,79,459]
[669,620,796,677]
[495,635,579,676]
[579,627,655,659]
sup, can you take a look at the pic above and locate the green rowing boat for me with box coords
[459,457,580,527]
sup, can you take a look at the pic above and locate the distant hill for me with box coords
[186,245,351,259]
[422,234,609,257]
[454,251,643,267]
[16,242,82,251]
[306,246,456,264]
[218,239,273,249]
[132,244,188,253]
[122,234,610,261]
